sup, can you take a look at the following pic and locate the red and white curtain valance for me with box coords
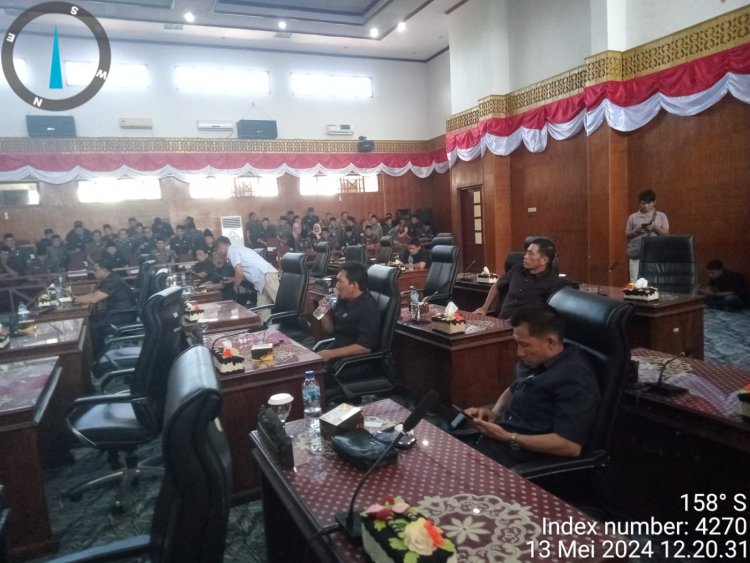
[447,43,750,164]
[1,44,748,183]
[0,148,450,184]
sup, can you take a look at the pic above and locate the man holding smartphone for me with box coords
[626,188,669,282]
[463,304,599,468]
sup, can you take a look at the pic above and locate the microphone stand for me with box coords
[335,433,402,540]
[645,352,688,396]
[336,390,438,541]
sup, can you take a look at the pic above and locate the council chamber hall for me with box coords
[0,1,748,561]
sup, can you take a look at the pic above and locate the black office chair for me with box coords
[376,236,394,263]
[254,252,309,341]
[65,287,186,511]
[94,268,171,378]
[309,241,331,278]
[432,233,455,247]
[344,244,366,264]
[0,486,8,563]
[504,251,524,273]
[637,235,698,294]
[422,245,460,305]
[315,265,401,406]
[50,346,231,563]
[511,288,634,502]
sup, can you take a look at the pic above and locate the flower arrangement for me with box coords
[363,496,456,562]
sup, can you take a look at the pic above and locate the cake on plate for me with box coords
[361,497,457,563]
[476,266,499,284]
[431,312,466,335]
[184,301,204,322]
[623,278,659,301]
[211,346,245,375]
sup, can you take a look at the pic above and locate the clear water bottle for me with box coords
[327,288,338,309]
[410,286,420,306]
[302,370,322,434]
[17,302,29,320]
[407,254,414,270]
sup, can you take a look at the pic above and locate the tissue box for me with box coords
[320,403,364,440]
[251,343,274,363]
[431,315,467,334]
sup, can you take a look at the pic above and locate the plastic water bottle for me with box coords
[17,302,29,320]
[327,289,338,309]
[410,286,420,306]
[407,254,414,270]
[302,370,322,435]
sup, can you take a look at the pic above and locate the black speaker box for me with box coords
[357,139,375,152]
[26,115,77,138]
[236,119,277,139]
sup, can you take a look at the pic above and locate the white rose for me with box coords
[403,518,435,556]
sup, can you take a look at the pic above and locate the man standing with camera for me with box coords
[626,189,669,282]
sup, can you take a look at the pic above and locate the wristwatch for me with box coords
[508,433,521,451]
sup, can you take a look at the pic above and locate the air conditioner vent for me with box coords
[220,216,245,247]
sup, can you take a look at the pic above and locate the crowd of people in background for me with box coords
[246,207,434,253]
[0,208,437,278]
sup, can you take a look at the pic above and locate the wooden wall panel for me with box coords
[509,133,589,281]
[2,171,451,245]
[627,98,750,285]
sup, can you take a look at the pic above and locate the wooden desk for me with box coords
[611,349,749,534]
[30,302,91,322]
[184,300,261,334]
[452,275,497,311]
[189,287,225,304]
[252,399,610,562]
[0,357,62,560]
[453,281,706,359]
[210,328,323,499]
[596,287,705,359]
[0,318,92,408]
[393,306,517,408]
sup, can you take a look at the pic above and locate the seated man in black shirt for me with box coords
[464,304,600,468]
[103,240,128,269]
[400,238,430,270]
[73,258,137,357]
[475,238,565,318]
[317,262,381,370]
[700,259,748,310]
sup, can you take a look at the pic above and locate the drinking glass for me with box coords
[268,393,294,429]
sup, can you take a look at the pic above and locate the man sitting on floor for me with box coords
[474,238,565,318]
[464,304,599,468]
[700,259,747,311]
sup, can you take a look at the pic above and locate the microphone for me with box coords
[608,260,618,272]
[336,390,439,540]
[646,352,688,395]
[460,260,476,279]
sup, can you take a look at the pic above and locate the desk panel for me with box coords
[210,328,323,499]
[0,357,61,560]
[252,399,610,562]
[393,306,516,408]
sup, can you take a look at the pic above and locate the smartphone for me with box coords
[449,404,469,431]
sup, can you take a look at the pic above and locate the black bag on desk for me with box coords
[331,428,398,470]
[256,405,293,470]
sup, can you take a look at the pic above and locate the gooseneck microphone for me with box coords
[336,390,439,540]
[646,352,688,396]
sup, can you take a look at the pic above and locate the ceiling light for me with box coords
[369,27,379,38]
[397,22,406,32]
[184,12,195,23]
[278,20,287,30]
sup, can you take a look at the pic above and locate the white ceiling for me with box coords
[0,0,464,61]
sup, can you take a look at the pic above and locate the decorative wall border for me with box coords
[446,4,750,133]
[0,137,437,155]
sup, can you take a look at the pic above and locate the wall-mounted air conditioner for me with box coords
[197,120,234,131]
[220,216,245,247]
[326,123,354,136]
[119,117,153,129]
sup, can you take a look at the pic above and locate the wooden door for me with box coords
[459,187,484,272]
